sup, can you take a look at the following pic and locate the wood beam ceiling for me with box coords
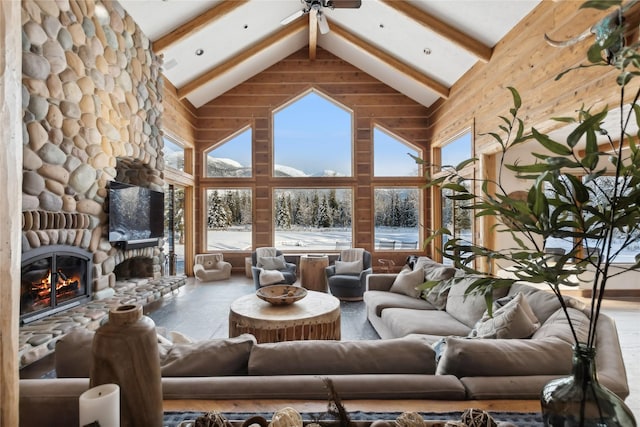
[153,1,249,54]
[328,21,450,99]
[309,10,318,60]
[380,0,492,63]
[177,18,307,100]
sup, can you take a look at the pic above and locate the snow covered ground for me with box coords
[206,227,419,251]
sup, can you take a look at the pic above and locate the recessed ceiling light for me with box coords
[195,49,204,56]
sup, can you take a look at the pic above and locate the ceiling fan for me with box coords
[281,0,362,34]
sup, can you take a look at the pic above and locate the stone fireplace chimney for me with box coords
[21,0,166,304]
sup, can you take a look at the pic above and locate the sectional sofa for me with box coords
[363,257,629,401]
[18,257,631,427]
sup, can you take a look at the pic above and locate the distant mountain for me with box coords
[207,157,342,178]
[206,157,251,177]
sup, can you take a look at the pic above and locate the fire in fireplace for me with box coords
[21,245,93,324]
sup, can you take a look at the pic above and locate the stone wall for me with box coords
[21,0,165,299]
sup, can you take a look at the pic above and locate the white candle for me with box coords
[79,383,120,427]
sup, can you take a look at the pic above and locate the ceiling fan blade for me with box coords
[326,0,361,8]
[281,9,305,26]
[317,12,330,34]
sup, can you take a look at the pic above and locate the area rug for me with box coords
[163,410,544,426]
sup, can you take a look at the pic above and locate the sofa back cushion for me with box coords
[248,337,436,375]
[436,336,573,377]
[159,334,256,377]
[56,329,256,378]
[55,328,94,378]
[532,307,590,344]
[445,276,510,328]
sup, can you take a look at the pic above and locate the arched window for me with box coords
[204,127,252,177]
[273,91,352,177]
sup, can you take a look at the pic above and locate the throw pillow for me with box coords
[471,293,540,339]
[421,265,458,310]
[258,255,286,270]
[389,268,425,298]
[335,259,363,275]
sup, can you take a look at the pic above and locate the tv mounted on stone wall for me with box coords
[108,181,164,249]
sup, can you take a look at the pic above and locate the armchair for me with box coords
[251,247,297,289]
[325,248,372,300]
[193,253,232,281]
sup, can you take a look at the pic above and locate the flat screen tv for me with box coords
[108,181,164,246]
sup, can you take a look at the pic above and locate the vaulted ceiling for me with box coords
[118,0,540,109]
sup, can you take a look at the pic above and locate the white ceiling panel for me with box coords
[118,0,541,108]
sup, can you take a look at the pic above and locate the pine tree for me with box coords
[207,190,230,228]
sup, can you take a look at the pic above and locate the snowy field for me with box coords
[206,227,420,251]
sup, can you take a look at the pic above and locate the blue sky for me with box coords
[209,91,470,176]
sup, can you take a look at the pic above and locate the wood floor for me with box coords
[146,274,640,417]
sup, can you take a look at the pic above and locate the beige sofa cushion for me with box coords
[159,334,256,376]
[55,328,94,378]
[436,336,573,377]
[532,307,590,344]
[249,337,437,375]
[390,268,424,298]
[471,293,540,339]
[445,276,509,328]
[56,329,257,378]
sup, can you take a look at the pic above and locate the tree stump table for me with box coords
[299,254,329,292]
[228,290,340,343]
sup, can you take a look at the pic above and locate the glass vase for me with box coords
[541,343,636,427]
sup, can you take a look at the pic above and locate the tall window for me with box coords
[374,188,420,250]
[273,91,352,177]
[205,189,252,250]
[163,136,185,172]
[205,127,252,177]
[441,131,472,168]
[374,126,421,177]
[164,184,185,275]
[436,130,474,263]
[583,175,639,263]
[273,188,352,251]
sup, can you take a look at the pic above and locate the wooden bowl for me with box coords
[256,285,307,306]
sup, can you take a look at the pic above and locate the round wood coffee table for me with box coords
[228,290,341,343]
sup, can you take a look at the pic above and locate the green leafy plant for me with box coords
[418,0,640,349]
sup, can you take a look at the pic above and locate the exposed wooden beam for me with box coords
[177,19,308,100]
[153,1,249,54]
[309,10,318,60]
[328,21,450,99]
[380,0,492,63]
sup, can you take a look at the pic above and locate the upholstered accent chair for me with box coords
[251,247,297,289]
[325,248,372,300]
[193,253,232,281]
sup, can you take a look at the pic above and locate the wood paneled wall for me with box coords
[428,2,637,148]
[163,80,198,149]
[195,48,430,268]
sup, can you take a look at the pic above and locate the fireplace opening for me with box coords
[21,245,93,324]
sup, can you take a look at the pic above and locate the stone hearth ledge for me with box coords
[18,275,187,368]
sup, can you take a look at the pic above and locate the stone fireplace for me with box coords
[20,245,92,324]
[21,0,165,316]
